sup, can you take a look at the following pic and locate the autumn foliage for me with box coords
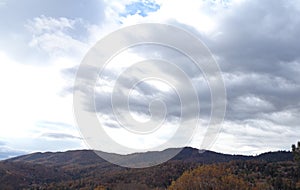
[168,164,248,190]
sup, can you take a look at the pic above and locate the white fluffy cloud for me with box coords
[26,16,89,56]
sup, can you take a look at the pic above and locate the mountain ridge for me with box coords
[7,146,292,164]
[0,147,293,189]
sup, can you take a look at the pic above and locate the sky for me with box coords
[1,0,300,159]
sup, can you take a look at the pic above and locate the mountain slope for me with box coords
[0,147,293,189]
[9,147,293,166]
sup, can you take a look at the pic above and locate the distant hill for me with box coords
[0,147,293,189]
[8,147,293,166]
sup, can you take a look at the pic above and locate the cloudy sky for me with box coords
[1,0,300,159]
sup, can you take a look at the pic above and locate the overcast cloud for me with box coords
[0,0,300,159]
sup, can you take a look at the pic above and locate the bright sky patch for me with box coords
[120,0,160,17]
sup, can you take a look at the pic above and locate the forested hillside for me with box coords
[0,147,295,189]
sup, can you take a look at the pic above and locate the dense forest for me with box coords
[0,144,299,190]
[170,142,300,190]
[169,160,300,190]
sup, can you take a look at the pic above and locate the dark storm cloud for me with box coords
[69,0,300,149]
[208,0,300,73]
[71,42,214,127]
[199,0,300,124]
[206,0,300,77]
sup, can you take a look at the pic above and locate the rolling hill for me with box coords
[0,147,293,189]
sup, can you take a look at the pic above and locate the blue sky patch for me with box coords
[121,0,160,17]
